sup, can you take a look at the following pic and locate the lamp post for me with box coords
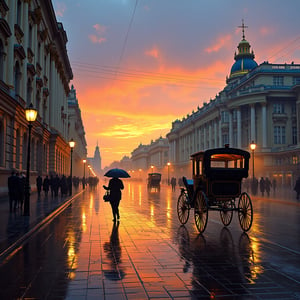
[167,162,170,185]
[250,141,256,195]
[83,159,86,189]
[151,165,154,173]
[69,139,75,196]
[24,103,37,216]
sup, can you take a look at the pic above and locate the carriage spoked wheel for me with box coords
[238,192,253,232]
[194,190,208,233]
[177,192,190,224]
[220,199,233,226]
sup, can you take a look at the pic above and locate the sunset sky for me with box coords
[52,0,300,168]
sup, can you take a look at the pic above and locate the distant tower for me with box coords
[93,142,102,175]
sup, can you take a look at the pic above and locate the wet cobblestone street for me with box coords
[0,181,299,299]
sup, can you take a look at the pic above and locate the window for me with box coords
[221,111,229,123]
[273,76,284,86]
[273,103,284,114]
[14,62,21,95]
[274,126,286,144]
[222,134,229,146]
[292,126,297,145]
[232,109,237,122]
[293,77,300,85]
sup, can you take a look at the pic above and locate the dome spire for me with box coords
[238,19,248,40]
[227,20,258,81]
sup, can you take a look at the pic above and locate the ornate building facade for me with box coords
[67,85,87,178]
[0,0,86,194]
[167,28,300,188]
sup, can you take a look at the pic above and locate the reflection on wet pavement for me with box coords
[0,182,299,299]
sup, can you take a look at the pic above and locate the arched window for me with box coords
[27,78,32,106]
[14,61,21,96]
[16,0,22,26]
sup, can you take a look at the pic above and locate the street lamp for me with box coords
[69,139,75,196]
[83,159,86,189]
[167,162,171,185]
[250,141,256,195]
[151,165,154,173]
[24,103,37,216]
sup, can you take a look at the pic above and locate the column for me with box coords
[214,121,218,147]
[229,110,233,146]
[250,104,256,142]
[208,122,212,148]
[237,108,242,148]
[262,103,267,148]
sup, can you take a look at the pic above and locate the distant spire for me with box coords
[238,19,248,40]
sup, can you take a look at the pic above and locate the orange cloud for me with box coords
[73,56,230,167]
[88,24,107,44]
[145,46,160,58]
[259,26,273,36]
[54,2,66,17]
[205,34,232,53]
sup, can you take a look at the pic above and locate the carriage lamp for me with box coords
[24,103,38,216]
[69,139,76,196]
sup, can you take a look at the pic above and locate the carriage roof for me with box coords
[191,147,250,162]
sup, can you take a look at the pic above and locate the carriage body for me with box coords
[177,146,253,233]
[147,173,161,191]
[191,147,250,204]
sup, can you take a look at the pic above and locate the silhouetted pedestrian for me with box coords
[259,177,265,196]
[67,176,72,196]
[43,175,50,196]
[7,171,18,212]
[53,174,60,197]
[60,175,68,196]
[103,177,124,222]
[36,175,43,198]
[265,177,271,197]
[17,173,25,209]
[171,177,176,191]
[294,177,300,200]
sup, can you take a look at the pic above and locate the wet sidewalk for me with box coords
[0,188,83,261]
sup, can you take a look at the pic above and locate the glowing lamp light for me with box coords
[250,141,256,151]
[69,138,75,149]
[25,103,37,122]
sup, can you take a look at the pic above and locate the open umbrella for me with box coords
[104,168,130,178]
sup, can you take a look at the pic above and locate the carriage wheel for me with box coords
[177,192,190,224]
[220,200,233,226]
[238,192,253,232]
[194,191,208,233]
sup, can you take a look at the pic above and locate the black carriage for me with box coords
[147,173,161,191]
[177,146,253,233]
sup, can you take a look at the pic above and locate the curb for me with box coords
[0,190,84,265]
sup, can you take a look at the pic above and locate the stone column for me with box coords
[237,108,242,148]
[250,104,256,142]
[262,103,267,148]
[229,110,233,146]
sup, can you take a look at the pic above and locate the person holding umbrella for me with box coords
[103,168,129,222]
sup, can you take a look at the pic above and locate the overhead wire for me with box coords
[266,36,300,62]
